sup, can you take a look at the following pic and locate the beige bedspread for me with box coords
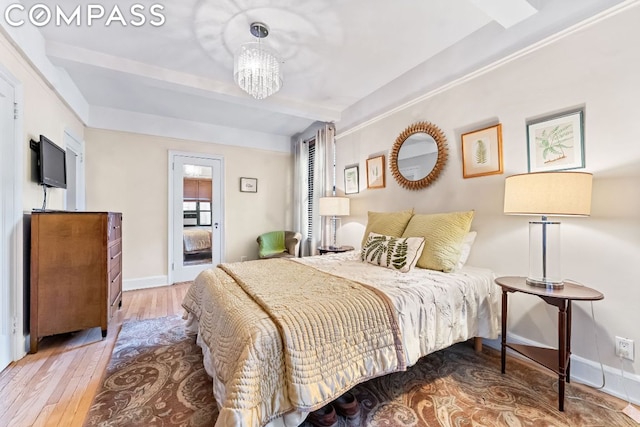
[182,258,406,427]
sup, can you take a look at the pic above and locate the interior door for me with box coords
[63,129,85,211]
[170,153,223,283]
[0,75,14,371]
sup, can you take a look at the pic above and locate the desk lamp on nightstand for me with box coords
[503,171,592,289]
[319,197,350,249]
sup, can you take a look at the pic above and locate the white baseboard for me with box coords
[123,275,169,291]
[483,334,640,406]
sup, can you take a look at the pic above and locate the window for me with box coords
[199,202,212,226]
[183,201,211,227]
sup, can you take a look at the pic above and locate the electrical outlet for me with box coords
[615,336,634,361]
[240,256,247,262]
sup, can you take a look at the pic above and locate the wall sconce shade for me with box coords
[504,172,592,288]
[319,197,350,249]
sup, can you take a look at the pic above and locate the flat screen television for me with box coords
[37,135,67,189]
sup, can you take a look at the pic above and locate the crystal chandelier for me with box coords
[233,22,283,100]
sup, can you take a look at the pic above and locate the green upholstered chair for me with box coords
[257,231,302,259]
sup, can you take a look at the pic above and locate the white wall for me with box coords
[335,4,640,401]
[85,128,293,283]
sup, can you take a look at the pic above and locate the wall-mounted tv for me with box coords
[35,135,67,189]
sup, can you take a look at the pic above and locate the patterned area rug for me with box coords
[84,315,218,426]
[85,315,634,426]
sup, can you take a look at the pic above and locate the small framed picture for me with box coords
[366,155,385,189]
[239,177,257,193]
[527,109,585,172]
[344,165,359,194]
[461,124,504,178]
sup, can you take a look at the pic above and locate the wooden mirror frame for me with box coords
[389,121,448,190]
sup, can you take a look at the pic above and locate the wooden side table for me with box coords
[317,245,354,255]
[495,276,603,411]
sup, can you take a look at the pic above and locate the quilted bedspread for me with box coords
[181,258,406,427]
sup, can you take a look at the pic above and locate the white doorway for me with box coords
[168,152,223,284]
[63,129,85,211]
[0,69,20,371]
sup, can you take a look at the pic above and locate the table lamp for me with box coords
[319,197,350,249]
[503,171,592,289]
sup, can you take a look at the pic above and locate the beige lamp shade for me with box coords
[319,197,350,216]
[504,172,592,217]
[503,171,593,288]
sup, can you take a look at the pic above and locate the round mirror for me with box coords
[390,121,448,190]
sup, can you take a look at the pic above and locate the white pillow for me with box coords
[361,232,425,273]
[455,231,477,270]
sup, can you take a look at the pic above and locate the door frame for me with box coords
[167,151,225,284]
[63,128,85,211]
[0,64,25,362]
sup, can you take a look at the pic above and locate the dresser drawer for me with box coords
[109,265,122,306]
[107,213,122,242]
[109,255,121,281]
[108,240,122,263]
[109,275,122,319]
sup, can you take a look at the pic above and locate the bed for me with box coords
[181,210,502,427]
[183,228,212,258]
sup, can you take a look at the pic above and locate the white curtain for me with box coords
[293,123,335,256]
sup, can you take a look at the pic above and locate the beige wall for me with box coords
[0,33,85,212]
[84,128,293,282]
[2,30,85,357]
[336,7,640,375]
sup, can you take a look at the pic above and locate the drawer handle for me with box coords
[111,272,121,283]
[110,252,122,260]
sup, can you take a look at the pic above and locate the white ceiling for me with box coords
[4,0,628,142]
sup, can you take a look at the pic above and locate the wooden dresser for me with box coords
[30,211,123,353]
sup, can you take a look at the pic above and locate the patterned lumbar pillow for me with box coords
[361,232,425,273]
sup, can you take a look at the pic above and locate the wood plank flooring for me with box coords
[0,282,190,427]
[1,282,633,426]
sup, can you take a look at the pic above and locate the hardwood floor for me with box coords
[1,282,633,427]
[0,282,191,427]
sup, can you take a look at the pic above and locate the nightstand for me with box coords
[317,245,355,255]
[495,276,603,411]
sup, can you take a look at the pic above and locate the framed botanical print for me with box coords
[527,109,585,172]
[344,165,359,194]
[366,155,385,189]
[461,124,503,178]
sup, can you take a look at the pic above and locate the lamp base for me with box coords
[526,277,565,289]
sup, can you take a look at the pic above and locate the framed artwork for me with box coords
[239,177,258,193]
[344,165,359,194]
[527,109,585,172]
[366,155,386,189]
[461,124,503,178]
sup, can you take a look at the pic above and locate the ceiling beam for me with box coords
[468,0,538,28]
[45,41,340,123]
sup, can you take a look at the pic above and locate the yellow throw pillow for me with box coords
[402,210,474,272]
[361,209,414,248]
